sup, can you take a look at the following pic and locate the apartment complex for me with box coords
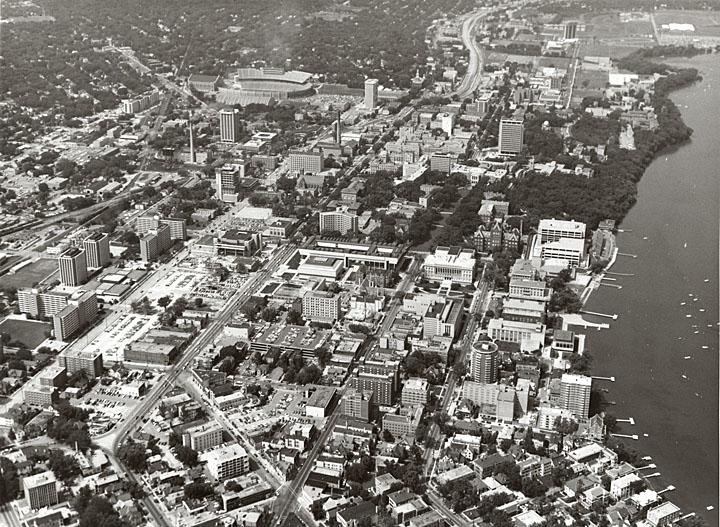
[58,247,87,286]
[302,290,342,323]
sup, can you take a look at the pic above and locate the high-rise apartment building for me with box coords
[564,21,577,40]
[53,291,98,341]
[18,289,69,318]
[319,210,358,235]
[364,78,379,109]
[302,291,341,323]
[140,223,171,262]
[219,109,242,143]
[560,373,592,418]
[58,349,103,379]
[204,444,250,480]
[470,341,499,384]
[83,232,110,269]
[58,247,87,286]
[137,215,187,240]
[183,422,224,452]
[340,389,374,422]
[498,118,524,155]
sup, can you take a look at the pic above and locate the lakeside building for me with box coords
[487,318,546,352]
[560,373,592,419]
[538,219,586,243]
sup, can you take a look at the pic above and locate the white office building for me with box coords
[423,246,476,285]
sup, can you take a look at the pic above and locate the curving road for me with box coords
[454,11,488,100]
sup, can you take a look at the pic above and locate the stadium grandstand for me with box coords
[222,67,315,101]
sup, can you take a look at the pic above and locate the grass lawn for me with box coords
[0,318,52,349]
[3,258,58,289]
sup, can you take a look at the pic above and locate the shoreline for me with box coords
[569,62,713,520]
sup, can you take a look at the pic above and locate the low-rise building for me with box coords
[423,246,475,284]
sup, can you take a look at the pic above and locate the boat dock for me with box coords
[580,310,618,320]
[561,314,610,331]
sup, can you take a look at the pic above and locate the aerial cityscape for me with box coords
[0,1,718,527]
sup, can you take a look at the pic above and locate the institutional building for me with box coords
[422,299,463,341]
[58,247,87,286]
[302,290,342,323]
[364,78,379,109]
[319,209,358,235]
[23,471,59,510]
[487,318,546,351]
[401,378,428,407]
[539,237,585,267]
[538,219,586,243]
[83,232,110,269]
[498,118,524,155]
[423,246,476,285]
[560,373,592,419]
[288,150,324,175]
[219,109,242,143]
[382,406,423,439]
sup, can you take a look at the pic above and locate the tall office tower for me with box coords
[470,341,499,384]
[83,232,110,269]
[215,164,241,202]
[58,247,87,286]
[440,113,454,137]
[560,373,592,418]
[23,471,59,510]
[188,110,195,163]
[564,21,577,40]
[364,78,379,110]
[498,118,524,155]
[336,110,342,144]
[219,109,241,143]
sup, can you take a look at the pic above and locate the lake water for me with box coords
[583,54,719,523]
